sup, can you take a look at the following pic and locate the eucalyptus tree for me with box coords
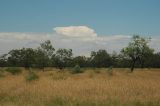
[54,48,73,69]
[36,40,55,70]
[90,49,112,67]
[121,35,154,72]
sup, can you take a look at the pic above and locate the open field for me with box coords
[0,68,160,106]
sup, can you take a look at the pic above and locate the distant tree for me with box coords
[39,40,55,59]
[72,56,88,67]
[21,48,36,69]
[7,48,36,68]
[0,54,7,67]
[111,51,119,67]
[34,49,46,69]
[54,49,73,69]
[121,35,154,72]
[7,49,23,66]
[90,50,112,67]
[146,52,160,68]
[36,40,55,70]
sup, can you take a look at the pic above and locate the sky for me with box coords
[0,0,160,56]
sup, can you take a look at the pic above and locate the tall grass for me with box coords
[0,68,160,106]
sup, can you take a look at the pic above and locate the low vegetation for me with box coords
[72,64,83,74]
[0,68,160,106]
[0,35,160,72]
[5,67,22,75]
[25,71,39,82]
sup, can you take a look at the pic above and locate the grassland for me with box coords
[0,68,160,106]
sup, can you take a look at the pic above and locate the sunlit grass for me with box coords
[0,68,160,106]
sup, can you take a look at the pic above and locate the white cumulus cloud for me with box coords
[0,26,160,56]
[54,26,97,38]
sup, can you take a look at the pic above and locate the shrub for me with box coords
[5,67,22,75]
[72,64,83,74]
[26,71,39,82]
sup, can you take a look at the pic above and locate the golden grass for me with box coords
[0,68,160,106]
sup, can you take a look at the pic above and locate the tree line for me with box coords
[0,35,160,71]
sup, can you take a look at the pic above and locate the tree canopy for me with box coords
[0,36,160,70]
[121,35,154,72]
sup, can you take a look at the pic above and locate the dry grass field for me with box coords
[0,68,160,106]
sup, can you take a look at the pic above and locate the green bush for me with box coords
[5,67,22,75]
[26,71,39,82]
[72,64,83,74]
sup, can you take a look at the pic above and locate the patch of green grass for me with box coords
[26,71,39,82]
[5,67,22,75]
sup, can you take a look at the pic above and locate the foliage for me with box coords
[72,56,89,67]
[26,71,39,81]
[72,64,83,74]
[40,40,55,59]
[7,48,36,68]
[0,54,7,67]
[35,40,55,70]
[5,67,22,75]
[121,35,154,72]
[54,48,73,69]
[0,36,160,69]
[21,48,36,68]
[90,49,112,67]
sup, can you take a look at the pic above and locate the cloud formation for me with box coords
[0,26,160,56]
[54,26,97,38]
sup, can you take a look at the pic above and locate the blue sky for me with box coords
[0,0,160,36]
[0,0,160,55]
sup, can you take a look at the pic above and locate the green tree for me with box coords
[40,40,55,59]
[7,49,23,66]
[146,52,160,68]
[90,50,112,67]
[21,48,36,68]
[36,40,55,70]
[72,56,88,67]
[0,54,7,67]
[54,49,73,69]
[7,48,36,68]
[121,35,154,72]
